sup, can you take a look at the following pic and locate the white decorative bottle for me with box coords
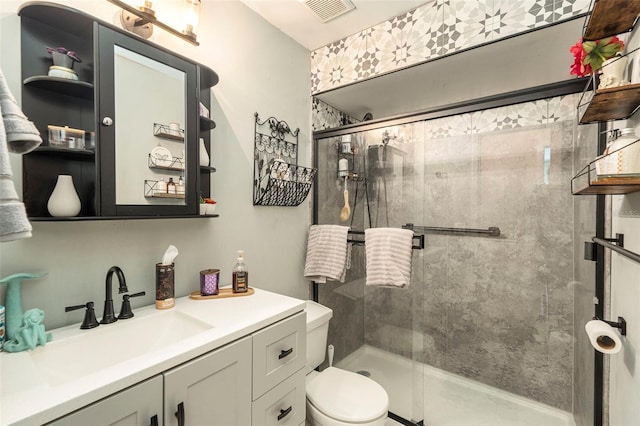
[199,138,210,166]
[47,175,81,217]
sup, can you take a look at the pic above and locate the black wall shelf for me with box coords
[23,76,93,99]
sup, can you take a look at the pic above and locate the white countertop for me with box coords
[0,288,305,426]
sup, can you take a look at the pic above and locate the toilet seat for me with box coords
[306,367,388,423]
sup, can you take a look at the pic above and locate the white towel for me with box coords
[1,70,42,155]
[304,225,350,283]
[365,227,414,288]
[0,69,42,242]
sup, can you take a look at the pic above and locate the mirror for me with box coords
[113,45,186,206]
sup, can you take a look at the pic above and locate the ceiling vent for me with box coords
[303,0,356,23]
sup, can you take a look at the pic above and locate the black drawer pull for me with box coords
[278,348,293,359]
[149,414,158,426]
[175,402,185,426]
[277,406,292,421]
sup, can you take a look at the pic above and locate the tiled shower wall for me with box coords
[312,98,360,131]
[316,93,588,412]
[310,0,590,95]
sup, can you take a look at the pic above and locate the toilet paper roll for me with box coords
[585,320,622,354]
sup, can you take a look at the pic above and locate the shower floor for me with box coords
[336,345,575,426]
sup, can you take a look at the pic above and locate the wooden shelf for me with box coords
[23,76,93,99]
[579,83,640,124]
[572,165,640,195]
[145,193,185,199]
[573,178,640,195]
[583,0,640,41]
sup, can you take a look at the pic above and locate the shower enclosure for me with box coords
[312,90,598,426]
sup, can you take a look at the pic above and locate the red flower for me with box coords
[570,39,592,77]
[570,36,624,77]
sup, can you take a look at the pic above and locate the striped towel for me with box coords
[365,228,414,288]
[0,70,41,242]
[304,225,350,283]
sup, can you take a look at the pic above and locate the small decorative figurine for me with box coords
[3,309,52,352]
[0,272,47,341]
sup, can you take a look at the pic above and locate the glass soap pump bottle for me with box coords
[232,250,248,293]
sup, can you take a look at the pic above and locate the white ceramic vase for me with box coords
[199,138,210,166]
[47,175,81,217]
[600,56,628,89]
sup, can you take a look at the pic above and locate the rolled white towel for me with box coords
[304,225,350,283]
[365,227,414,288]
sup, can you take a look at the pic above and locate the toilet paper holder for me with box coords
[594,316,627,336]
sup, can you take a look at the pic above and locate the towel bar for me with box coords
[347,230,424,250]
[403,223,501,237]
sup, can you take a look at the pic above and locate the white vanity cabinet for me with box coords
[164,336,252,426]
[43,311,305,426]
[46,376,163,426]
[46,334,252,426]
[251,312,306,426]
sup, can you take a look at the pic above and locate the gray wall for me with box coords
[0,0,312,330]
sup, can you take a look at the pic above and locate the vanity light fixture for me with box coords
[107,0,200,46]
[182,0,201,42]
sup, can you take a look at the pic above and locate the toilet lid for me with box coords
[307,367,389,422]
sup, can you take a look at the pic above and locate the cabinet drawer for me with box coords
[252,368,306,426]
[252,312,306,399]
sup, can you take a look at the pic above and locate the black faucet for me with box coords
[101,266,129,324]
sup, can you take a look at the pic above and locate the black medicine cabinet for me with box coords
[19,1,219,220]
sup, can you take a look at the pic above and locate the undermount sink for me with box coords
[29,309,212,385]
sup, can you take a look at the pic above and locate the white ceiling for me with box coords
[238,0,429,50]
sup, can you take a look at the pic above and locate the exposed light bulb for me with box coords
[183,0,200,40]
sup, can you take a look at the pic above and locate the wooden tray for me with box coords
[189,287,255,300]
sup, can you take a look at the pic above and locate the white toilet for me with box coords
[305,300,389,426]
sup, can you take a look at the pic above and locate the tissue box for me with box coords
[48,125,85,149]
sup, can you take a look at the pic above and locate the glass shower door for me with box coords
[314,125,427,425]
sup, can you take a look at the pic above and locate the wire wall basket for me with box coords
[153,123,184,141]
[253,112,316,206]
[144,179,185,199]
[254,160,316,206]
[148,153,184,171]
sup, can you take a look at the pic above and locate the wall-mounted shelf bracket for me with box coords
[594,316,627,336]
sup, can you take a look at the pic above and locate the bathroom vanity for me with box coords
[0,288,306,426]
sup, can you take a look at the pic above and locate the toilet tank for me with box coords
[305,300,333,371]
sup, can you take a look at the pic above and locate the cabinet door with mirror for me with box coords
[98,25,199,216]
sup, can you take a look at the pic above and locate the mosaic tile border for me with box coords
[310,0,590,94]
[422,93,579,140]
